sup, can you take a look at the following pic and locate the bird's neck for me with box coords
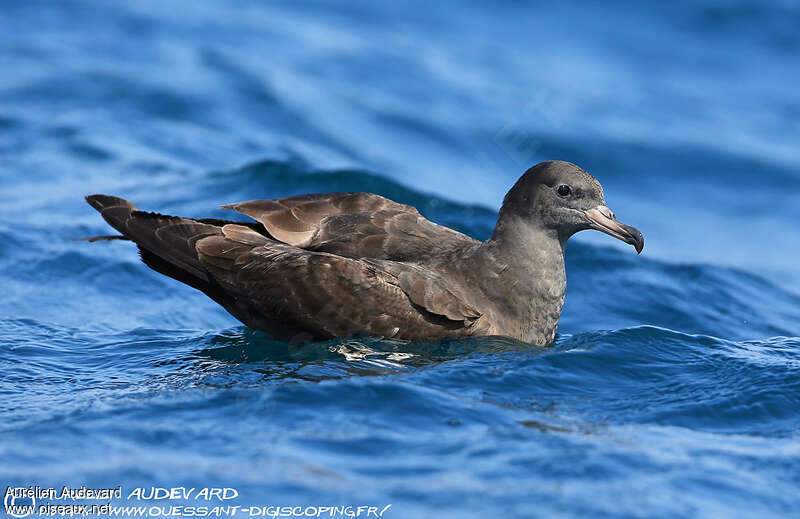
[476,215,567,344]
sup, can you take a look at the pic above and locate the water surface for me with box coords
[1,1,799,518]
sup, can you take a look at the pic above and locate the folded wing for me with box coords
[221,192,477,261]
[86,194,483,341]
[196,232,481,341]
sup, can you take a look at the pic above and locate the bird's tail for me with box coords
[83,194,227,282]
[82,194,280,329]
[75,195,138,242]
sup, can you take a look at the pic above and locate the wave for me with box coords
[563,242,800,341]
[3,317,797,443]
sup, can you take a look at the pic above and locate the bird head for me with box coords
[499,160,644,253]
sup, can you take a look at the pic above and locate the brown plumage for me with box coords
[84,161,644,345]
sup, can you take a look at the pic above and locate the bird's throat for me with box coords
[478,219,567,344]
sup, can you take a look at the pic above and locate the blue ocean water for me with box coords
[1,0,799,517]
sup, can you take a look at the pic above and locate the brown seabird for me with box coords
[84,160,643,345]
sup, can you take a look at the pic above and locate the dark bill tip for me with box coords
[585,207,644,254]
[619,222,644,254]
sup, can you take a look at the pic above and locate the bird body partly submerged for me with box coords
[85,161,643,345]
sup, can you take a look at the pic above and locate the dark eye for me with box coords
[556,184,572,197]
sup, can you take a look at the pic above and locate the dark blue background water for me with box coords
[2,1,799,517]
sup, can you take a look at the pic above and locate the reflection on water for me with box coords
[192,329,538,380]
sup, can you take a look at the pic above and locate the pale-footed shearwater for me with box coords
[84,160,643,345]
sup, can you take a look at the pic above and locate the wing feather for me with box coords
[222,192,476,261]
[195,236,480,339]
[220,192,417,247]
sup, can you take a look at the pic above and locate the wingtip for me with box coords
[85,194,137,212]
[85,194,106,211]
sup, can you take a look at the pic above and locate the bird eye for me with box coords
[556,184,572,197]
